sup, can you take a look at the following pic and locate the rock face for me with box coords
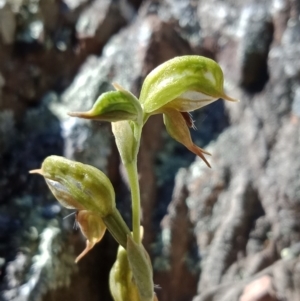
[0,0,300,301]
[160,1,300,301]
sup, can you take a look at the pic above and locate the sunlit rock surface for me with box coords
[0,0,300,301]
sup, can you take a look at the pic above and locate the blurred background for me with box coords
[0,0,300,300]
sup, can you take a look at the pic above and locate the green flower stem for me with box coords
[103,208,131,248]
[125,159,141,245]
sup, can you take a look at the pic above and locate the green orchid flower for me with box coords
[139,55,239,167]
[30,156,131,256]
[29,55,238,301]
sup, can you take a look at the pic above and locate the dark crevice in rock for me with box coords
[239,7,274,93]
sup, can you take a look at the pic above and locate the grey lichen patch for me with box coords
[153,256,171,272]
[1,190,78,301]
[292,86,300,117]
[61,117,111,173]
[151,232,171,272]
[45,58,114,172]
[48,57,114,122]
[19,226,76,301]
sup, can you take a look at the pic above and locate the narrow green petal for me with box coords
[75,210,107,263]
[163,110,211,168]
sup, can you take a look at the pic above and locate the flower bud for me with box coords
[68,84,142,123]
[109,245,141,301]
[139,55,238,114]
[110,243,159,301]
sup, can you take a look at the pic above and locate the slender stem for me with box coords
[125,160,141,244]
[103,208,131,248]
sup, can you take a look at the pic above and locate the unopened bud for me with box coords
[69,85,142,123]
[110,245,140,301]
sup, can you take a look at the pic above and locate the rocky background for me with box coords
[0,0,300,301]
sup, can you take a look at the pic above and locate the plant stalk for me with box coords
[103,208,131,248]
[125,160,141,244]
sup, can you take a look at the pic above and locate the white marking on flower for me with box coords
[204,71,216,85]
[179,91,215,101]
[155,71,193,91]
